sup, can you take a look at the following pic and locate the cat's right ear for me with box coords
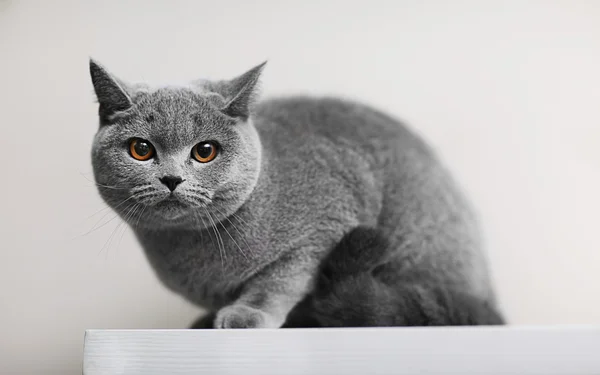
[89,59,133,122]
[219,61,267,121]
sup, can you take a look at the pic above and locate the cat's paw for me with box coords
[214,304,275,329]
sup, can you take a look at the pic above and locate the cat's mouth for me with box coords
[157,195,187,206]
[130,189,212,222]
[153,195,192,219]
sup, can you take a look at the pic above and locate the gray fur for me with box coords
[283,226,503,327]
[89,60,501,328]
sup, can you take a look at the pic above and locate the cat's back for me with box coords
[254,96,429,155]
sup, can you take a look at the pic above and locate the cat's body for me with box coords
[90,61,501,328]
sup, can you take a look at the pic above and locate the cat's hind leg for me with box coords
[310,273,505,327]
[283,226,389,328]
[317,226,389,287]
[309,226,504,327]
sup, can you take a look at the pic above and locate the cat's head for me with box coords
[89,60,265,229]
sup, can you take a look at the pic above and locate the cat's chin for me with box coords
[159,210,190,221]
[152,199,194,221]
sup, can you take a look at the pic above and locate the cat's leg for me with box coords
[311,273,504,327]
[391,281,505,325]
[306,226,504,327]
[317,226,389,286]
[189,312,216,329]
[213,250,318,329]
[281,296,323,328]
[214,224,377,329]
[282,226,389,328]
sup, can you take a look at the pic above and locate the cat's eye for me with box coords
[129,139,155,161]
[192,141,219,163]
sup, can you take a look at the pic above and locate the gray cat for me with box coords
[89,60,503,328]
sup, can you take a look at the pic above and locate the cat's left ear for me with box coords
[220,61,267,120]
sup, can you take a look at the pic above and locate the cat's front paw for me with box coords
[214,304,276,329]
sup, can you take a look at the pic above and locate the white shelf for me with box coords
[83,326,600,375]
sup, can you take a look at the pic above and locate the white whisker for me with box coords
[197,210,222,270]
[216,214,247,260]
[116,203,141,252]
[204,208,226,269]
[80,172,128,190]
[212,205,254,258]
[134,205,147,229]
[80,202,131,238]
[85,195,136,221]
[98,203,138,258]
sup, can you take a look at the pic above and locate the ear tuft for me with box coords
[220,61,267,120]
[89,59,132,122]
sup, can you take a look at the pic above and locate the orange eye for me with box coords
[129,139,155,161]
[192,141,219,163]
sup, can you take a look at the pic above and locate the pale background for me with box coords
[1,0,599,374]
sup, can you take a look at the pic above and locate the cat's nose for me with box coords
[159,175,185,192]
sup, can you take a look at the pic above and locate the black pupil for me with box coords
[197,143,213,158]
[134,141,150,156]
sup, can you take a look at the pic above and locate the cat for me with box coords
[89,59,503,329]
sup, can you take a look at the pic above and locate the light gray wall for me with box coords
[1,1,599,374]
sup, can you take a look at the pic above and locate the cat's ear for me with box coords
[220,61,267,120]
[89,59,133,121]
